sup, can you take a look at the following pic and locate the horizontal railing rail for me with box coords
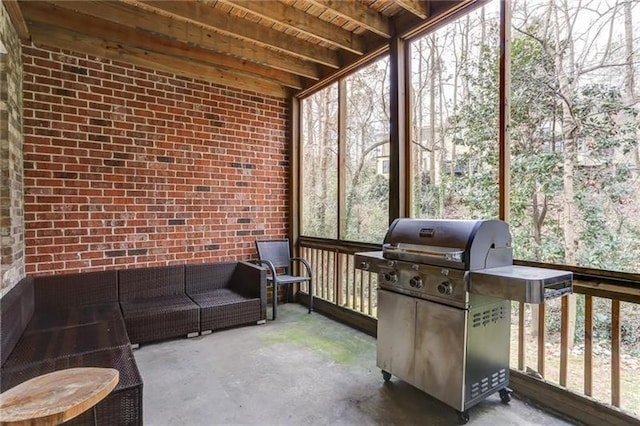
[297,236,640,421]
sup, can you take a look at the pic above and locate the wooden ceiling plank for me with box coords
[19,1,302,89]
[220,0,367,55]
[3,0,30,42]
[394,0,429,19]
[28,22,289,97]
[43,0,321,80]
[306,0,391,38]
[134,0,340,68]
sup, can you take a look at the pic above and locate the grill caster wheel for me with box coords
[499,388,512,404]
[381,370,392,382]
[458,410,470,424]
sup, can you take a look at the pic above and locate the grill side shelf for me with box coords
[469,265,573,304]
[354,251,387,274]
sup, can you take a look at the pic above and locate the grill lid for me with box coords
[383,218,513,270]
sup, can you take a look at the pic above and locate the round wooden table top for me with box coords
[0,367,119,426]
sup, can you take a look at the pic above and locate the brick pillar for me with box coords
[0,3,25,294]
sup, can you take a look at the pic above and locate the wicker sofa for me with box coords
[0,272,143,426]
[0,261,266,425]
[186,261,267,333]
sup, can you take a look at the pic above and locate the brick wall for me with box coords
[22,44,289,275]
[0,3,25,294]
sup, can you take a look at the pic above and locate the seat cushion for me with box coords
[120,295,199,344]
[25,303,123,334]
[189,289,262,331]
[3,318,130,368]
[120,295,197,318]
[268,274,311,285]
[189,288,253,308]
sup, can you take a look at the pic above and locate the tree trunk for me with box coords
[417,37,425,215]
[623,0,639,178]
[319,92,332,237]
[305,101,317,219]
[554,2,578,349]
[429,34,437,186]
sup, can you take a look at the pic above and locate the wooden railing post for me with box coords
[584,295,593,396]
[612,300,621,407]
[537,303,546,377]
[518,302,526,371]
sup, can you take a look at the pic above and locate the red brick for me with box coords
[23,45,289,274]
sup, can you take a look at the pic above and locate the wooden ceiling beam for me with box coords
[19,1,303,89]
[133,0,340,68]
[394,0,429,20]
[220,0,368,55]
[43,0,322,80]
[28,22,289,97]
[306,0,391,38]
[393,0,478,40]
[3,0,30,42]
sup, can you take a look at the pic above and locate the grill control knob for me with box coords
[383,272,397,284]
[409,276,423,288]
[360,262,370,271]
[437,281,453,295]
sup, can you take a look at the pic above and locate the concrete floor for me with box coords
[134,304,574,426]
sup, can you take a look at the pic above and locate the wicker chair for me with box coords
[255,239,312,320]
[185,261,266,333]
[118,265,200,345]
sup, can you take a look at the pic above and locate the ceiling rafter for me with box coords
[13,0,476,96]
[394,0,430,20]
[19,1,303,90]
[219,0,368,55]
[28,22,289,97]
[43,0,322,80]
[306,0,391,38]
[3,0,30,42]
[132,0,340,69]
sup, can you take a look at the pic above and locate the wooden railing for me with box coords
[298,237,380,318]
[298,237,640,421]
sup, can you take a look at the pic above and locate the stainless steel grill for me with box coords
[355,218,573,424]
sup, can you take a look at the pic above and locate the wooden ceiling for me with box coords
[7,0,475,97]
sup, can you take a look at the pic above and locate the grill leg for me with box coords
[457,410,470,424]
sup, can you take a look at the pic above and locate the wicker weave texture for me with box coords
[3,318,130,368]
[185,262,236,293]
[1,345,143,426]
[231,261,266,300]
[34,271,118,311]
[119,265,185,302]
[24,303,124,334]
[0,277,34,366]
[120,295,199,344]
[192,290,262,331]
[186,262,267,330]
[69,384,142,426]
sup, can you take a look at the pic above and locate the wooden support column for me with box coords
[499,0,512,221]
[290,97,301,250]
[338,80,347,238]
[389,37,409,222]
